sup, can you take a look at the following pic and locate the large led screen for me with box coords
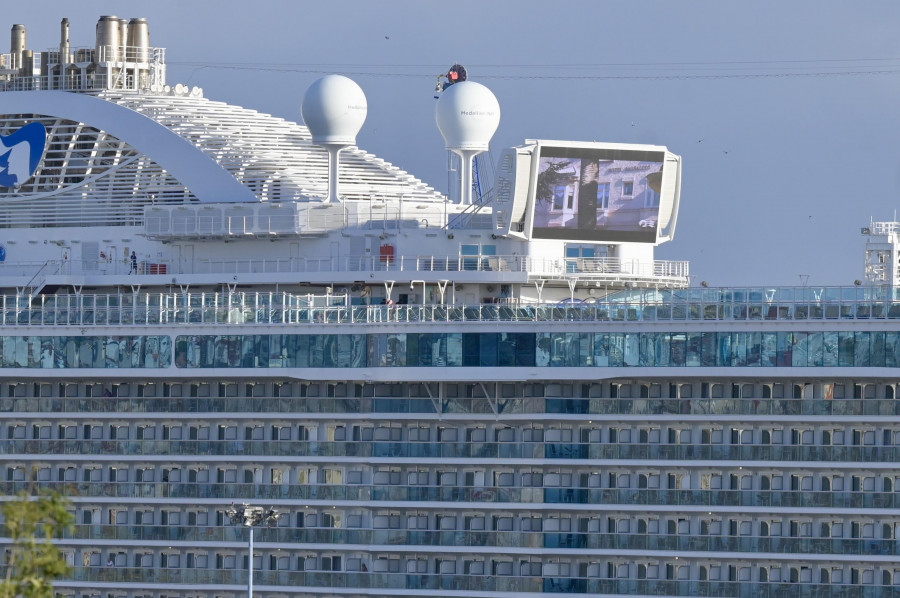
[532,146,665,243]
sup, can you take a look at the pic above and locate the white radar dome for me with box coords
[435,81,500,152]
[301,74,368,145]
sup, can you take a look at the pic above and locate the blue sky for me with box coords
[7,1,900,287]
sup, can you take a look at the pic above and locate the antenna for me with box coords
[433,63,467,99]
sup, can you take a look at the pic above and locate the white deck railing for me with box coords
[0,255,690,284]
[0,286,898,327]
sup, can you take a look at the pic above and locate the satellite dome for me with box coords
[301,74,368,145]
[435,81,500,152]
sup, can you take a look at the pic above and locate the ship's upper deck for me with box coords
[0,16,689,297]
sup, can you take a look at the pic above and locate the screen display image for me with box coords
[532,146,665,242]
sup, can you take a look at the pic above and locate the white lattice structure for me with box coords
[862,221,900,287]
[0,91,446,229]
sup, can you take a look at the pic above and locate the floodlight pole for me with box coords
[225,503,280,598]
[248,526,254,598]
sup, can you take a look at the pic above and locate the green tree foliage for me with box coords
[0,490,73,598]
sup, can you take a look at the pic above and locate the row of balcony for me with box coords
[51,524,899,555]
[48,568,892,597]
[3,438,899,463]
[3,481,899,508]
[4,396,900,417]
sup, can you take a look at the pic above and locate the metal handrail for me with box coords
[0,286,900,326]
[0,254,689,281]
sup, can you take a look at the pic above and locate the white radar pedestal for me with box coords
[435,81,500,205]
[301,75,368,203]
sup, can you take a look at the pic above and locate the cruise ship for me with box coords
[1,15,899,598]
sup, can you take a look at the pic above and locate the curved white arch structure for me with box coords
[0,91,258,203]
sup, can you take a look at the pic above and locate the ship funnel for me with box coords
[301,74,368,204]
[127,18,150,63]
[435,80,500,205]
[10,24,25,71]
[60,18,70,62]
[118,18,129,60]
[95,16,120,62]
[20,50,33,76]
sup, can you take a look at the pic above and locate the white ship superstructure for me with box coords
[0,16,898,598]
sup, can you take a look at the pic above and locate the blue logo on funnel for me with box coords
[0,122,47,188]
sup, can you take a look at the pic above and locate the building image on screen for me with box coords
[533,146,664,243]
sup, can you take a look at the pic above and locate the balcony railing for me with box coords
[42,524,900,557]
[0,480,897,509]
[3,396,900,418]
[1,285,900,326]
[0,254,689,283]
[46,567,900,596]
[0,46,166,93]
[2,438,900,464]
